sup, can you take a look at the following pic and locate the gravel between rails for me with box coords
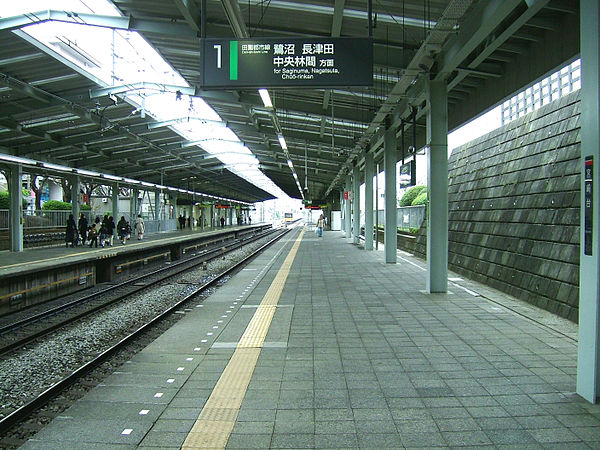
[0,230,284,446]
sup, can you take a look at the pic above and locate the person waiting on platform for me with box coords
[66,213,78,247]
[220,216,225,228]
[99,217,109,247]
[78,213,88,246]
[135,214,145,240]
[87,223,98,248]
[178,214,186,229]
[316,214,325,238]
[108,216,116,246]
[117,216,128,245]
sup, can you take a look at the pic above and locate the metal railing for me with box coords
[373,205,426,229]
[0,211,180,234]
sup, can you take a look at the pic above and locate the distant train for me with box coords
[284,212,294,223]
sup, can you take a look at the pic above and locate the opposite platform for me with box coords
[22,226,600,448]
[0,224,258,278]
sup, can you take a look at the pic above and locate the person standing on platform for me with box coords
[117,216,128,245]
[87,222,98,248]
[248,217,251,225]
[316,214,325,238]
[135,214,145,240]
[66,214,78,247]
[220,216,225,228]
[78,213,88,246]
[178,214,185,229]
[99,216,109,247]
[108,216,115,246]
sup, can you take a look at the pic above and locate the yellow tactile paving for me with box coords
[182,229,305,449]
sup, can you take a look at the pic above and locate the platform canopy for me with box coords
[0,0,580,203]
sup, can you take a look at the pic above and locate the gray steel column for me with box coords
[112,184,119,228]
[72,175,80,225]
[364,152,374,250]
[384,122,397,263]
[131,188,139,218]
[155,190,161,231]
[426,78,448,293]
[9,165,23,252]
[352,165,361,244]
[345,176,352,238]
[340,190,345,231]
[578,0,600,404]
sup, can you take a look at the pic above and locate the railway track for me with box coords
[0,227,276,355]
[0,226,291,436]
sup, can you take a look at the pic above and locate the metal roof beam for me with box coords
[172,0,203,32]
[448,0,550,91]
[0,10,197,37]
[89,82,195,99]
[220,0,249,38]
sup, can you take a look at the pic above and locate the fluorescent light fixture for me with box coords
[287,159,293,168]
[0,153,36,165]
[123,178,140,184]
[140,181,154,187]
[167,186,179,192]
[278,134,288,150]
[42,162,73,172]
[258,88,273,108]
[178,188,187,193]
[76,168,101,177]
[156,184,167,190]
[102,174,122,181]
[293,172,298,180]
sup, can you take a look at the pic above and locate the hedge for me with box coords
[0,190,29,209]
[411,191,428,206]
[399,185,427,206]
[41,200,72,210]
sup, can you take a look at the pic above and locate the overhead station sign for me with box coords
[202,37,373,88]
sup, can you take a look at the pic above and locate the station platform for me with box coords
[0,224,270,315]
[21,226,600,449]
[0,224,258,278]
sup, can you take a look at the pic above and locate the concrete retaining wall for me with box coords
[399,90,581,322]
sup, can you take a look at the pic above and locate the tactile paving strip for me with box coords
[182,228,304,448]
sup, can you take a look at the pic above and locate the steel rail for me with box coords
[0,226,293,434]
[0,228,276,355]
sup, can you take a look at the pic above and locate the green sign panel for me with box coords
[202,37,373,88]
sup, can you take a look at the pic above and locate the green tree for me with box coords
[411,191,428,206]
[399,185,427,206]
[0,190,29,208]
[41,200,72,210]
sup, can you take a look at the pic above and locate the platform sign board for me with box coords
[398,159,416,189]
[585,156,593,256]
[202,37,373,88]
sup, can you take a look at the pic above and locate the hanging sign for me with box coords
[584,156,593,256]
[203,37,373,88]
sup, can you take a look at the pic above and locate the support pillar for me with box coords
[577,0,600,404]
[9,165,23,252]
[352,165,361,244]
[345,176,352,238]
[365,152,374,251]
[384,121,397,263]
[72,176,80,225]
[131,188,139,219]
[172,195,178,220]
[155,191,161,231]
[426,78,449,293]
[111,184,119,236]
[340,190,345,231]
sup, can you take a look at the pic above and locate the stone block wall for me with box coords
[399,90,581,322]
